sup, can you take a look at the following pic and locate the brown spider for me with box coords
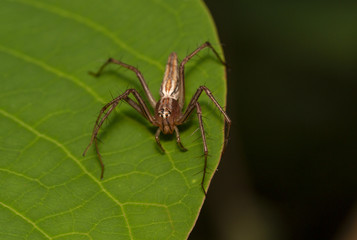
[83,42,231,195]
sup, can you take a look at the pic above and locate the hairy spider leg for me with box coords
[176,42,229,195]
[83,89,155,179]
[178,41,226,108]
[89,58,157,107]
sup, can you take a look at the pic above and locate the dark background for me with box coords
[190,0,357,239]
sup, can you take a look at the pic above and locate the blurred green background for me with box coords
[191,0,357,239]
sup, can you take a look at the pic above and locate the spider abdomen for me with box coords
[160,52,181,100]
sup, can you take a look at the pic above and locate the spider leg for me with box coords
[83,89,155,179]
[94,137,104,179]
[178,41,226,107]
[195,102,209,196]
[177,86,230,195]
[124,97,144,117]
[83,95,147,158]
[89,58,157,108]
[179,86,231,150]
[174,126,188,151]
[83,101,118,179]
[180,41,225,69]
[155,128,165,152]
[83,100,118,157]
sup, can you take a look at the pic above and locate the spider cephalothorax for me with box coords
[83,42,231,195]
[155,98,181,134]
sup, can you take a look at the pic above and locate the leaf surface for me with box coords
[0,0,226,239]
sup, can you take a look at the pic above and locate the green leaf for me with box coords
[0,0,226,239]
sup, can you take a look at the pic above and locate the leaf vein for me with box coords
[0,201,51,239]
[8,0,164,71]
[0,168,48,188]
[0,108,134,240]
[0,44,105,103]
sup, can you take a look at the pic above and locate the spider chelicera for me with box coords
[83,41,231,195]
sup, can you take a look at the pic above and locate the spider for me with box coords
[83,41,231,195]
